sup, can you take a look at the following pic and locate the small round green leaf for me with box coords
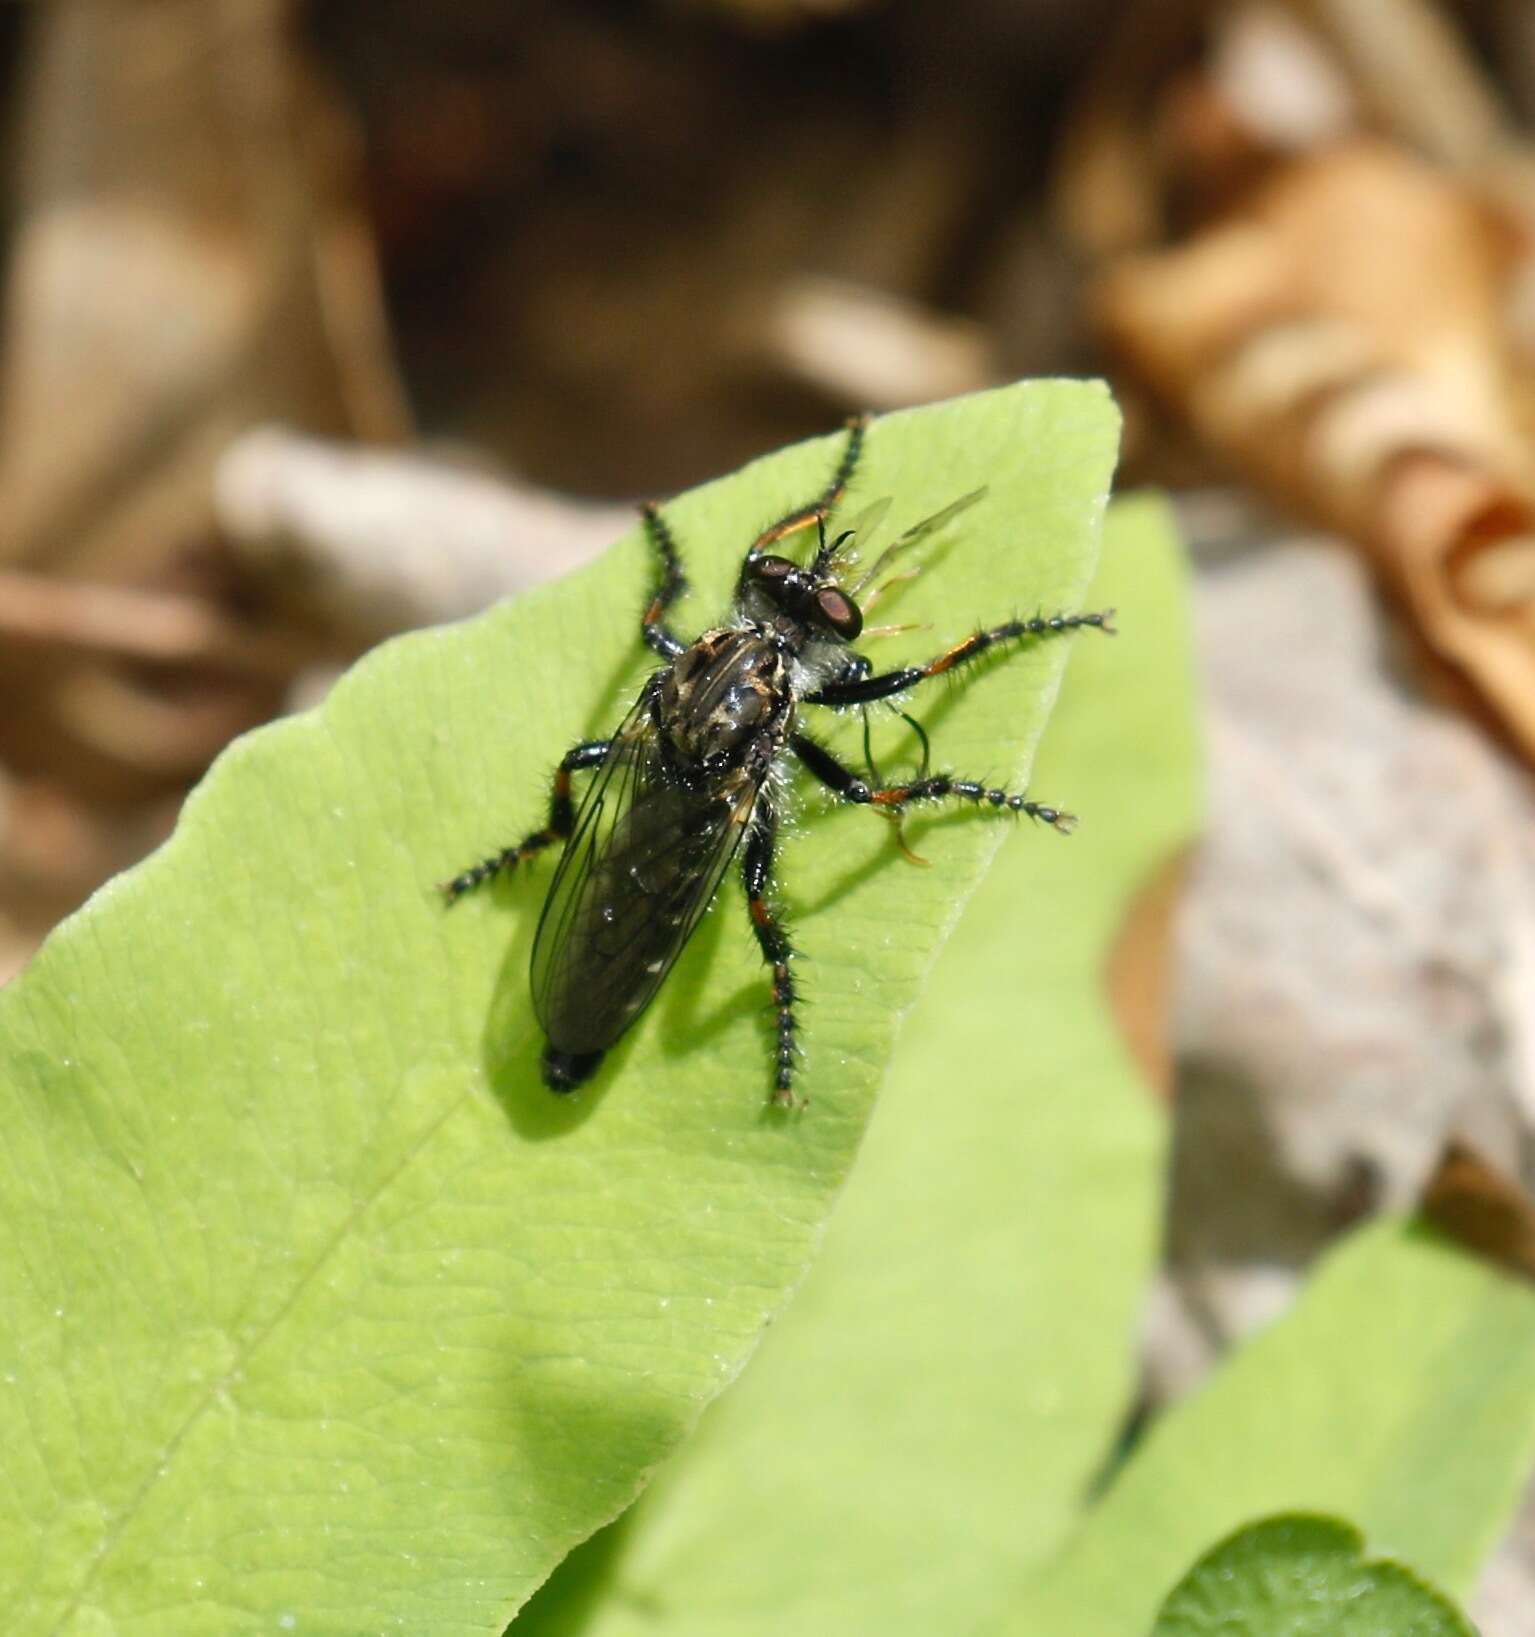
[1152,1514,1477,1637]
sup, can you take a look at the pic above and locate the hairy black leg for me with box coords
[640,501,689,661]
[818,627,923,702]
[741,415,869,576]
[805,608,1115,708]
[440,740,610,903]
[792,734,1075,833]
[742,799,801,1107]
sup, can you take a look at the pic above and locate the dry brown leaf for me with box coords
[1098,141,1535,762]
[1422,1140,1535,1283]
[1105,848,1191,1100]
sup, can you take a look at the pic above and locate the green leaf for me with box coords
[1004,1220,1535,1636]
[1151,1514,1476,1637]
[513,495,1201,1636]
[0,382,1119,1637]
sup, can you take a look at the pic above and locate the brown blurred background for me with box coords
[11,0,1535,1623]
[3,0,1535,958]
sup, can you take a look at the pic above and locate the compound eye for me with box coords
[814,586,863,640]
[749,555,795,584]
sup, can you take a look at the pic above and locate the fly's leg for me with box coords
[823,651,872,691]
[792,734,1076,834]
[640,502,690,661]
[740,415,868,582]
[440,740,610,903]
[868,775,1076,833]
[742,798,802,1108]
[805,608,1114,707]
[646,416,866,656]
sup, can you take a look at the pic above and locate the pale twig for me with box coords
[0,568,310,680]
[216,428,635,632]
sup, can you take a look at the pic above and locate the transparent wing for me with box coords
[531,683,759,1055]
[847,486,988,598]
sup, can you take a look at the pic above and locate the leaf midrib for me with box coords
[43,1081,471,1634]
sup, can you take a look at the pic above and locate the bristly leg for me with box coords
[741,798,802,1107]
[806,608,1114,708]
[868,776,1076,834]
[640,501,690,660]
[792,734,1076,834]
[440,739,611,903]
[743,415,869,573]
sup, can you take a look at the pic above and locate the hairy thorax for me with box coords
[658,627,793,776]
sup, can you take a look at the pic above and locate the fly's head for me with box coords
[742,552,863,653]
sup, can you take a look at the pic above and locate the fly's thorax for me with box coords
[659,628,794,774]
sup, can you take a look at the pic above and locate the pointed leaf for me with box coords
[0,382,1118,1636]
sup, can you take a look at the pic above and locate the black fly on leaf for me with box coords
[442,418,1113,1106]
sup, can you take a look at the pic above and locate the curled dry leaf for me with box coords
[1422,1140,1535,1283]
[1097,140,1535,761]
[1104,849,1191,1098]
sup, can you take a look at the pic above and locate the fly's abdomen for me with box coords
[532,778,746,1055]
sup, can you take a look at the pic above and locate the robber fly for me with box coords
[441,417,1112,1105]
